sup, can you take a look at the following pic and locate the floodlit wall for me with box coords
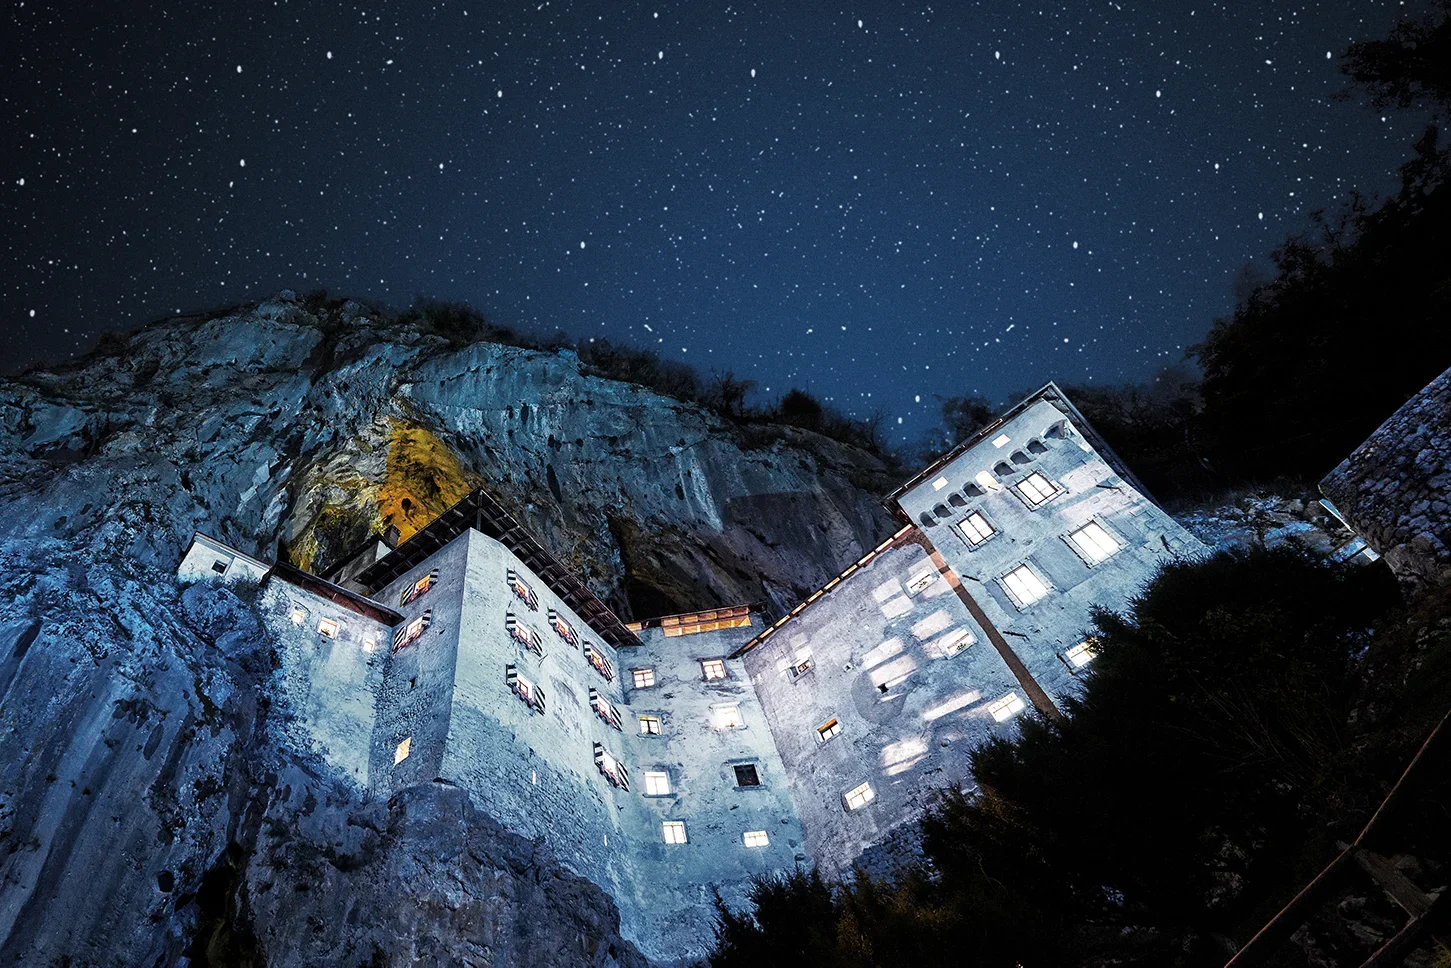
[742,538,1025,872]
[624,619,805,951]
[178,533,269,584]
[259,581,392,789]
[895,397,1206,701]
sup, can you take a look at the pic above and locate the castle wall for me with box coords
[257,583,391,789]
[742,539,1024,872]
[895,397,1205,703]
[178,532,269,584]
[623,619,806,954]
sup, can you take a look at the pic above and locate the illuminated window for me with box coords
[317,618,340,638]
[713,703,745,729]
[789,653,815,679]
[1002,564,1049,607]
[1067,521,1121,564]
[644,771,671,796]
[1016,471,1058,507]
[974,470,998,492]
[987,692,1026,722]
[1065,640,1096,668]
[931,475,949,491]
[584,644,616,682]
[956,511,996,546]
[631,668,656,689]
[289,604,308,625]
[742,830,769,848]
[589,687,623,730]
[507,568,539,611]
[906,570,937,594]
[843,782,875,810]
[506,664,547,714]
[399,570,438,607]
[506,614,546,657]
[662,821,688,844]
[992,432,1011,448]
[593,742,630,790]
[639,714,662,735]
[548,608,579,647]
[392,612,432,653]
[700,658,727,680]
[734,764,761,787]
[816,718,841,742]
[942,628,976,657]
[394,737,411,764]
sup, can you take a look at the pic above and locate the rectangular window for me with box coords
[507,569,539,611]
[289,604,308,625]
[632,668,656,689]
[931,475,949,491]
[506,664,547,714]
[400,570,438,607]
[742,830,769,848]
[906,570,937,594]
[548,608,579,647]
[589,687,623,731]
[644,771,671,796]
[317,618,340,638]
[713,704,745,729]
[505,614,546,657]
[1064,640,1096,668]
[817,718,841,742]
[956,511,996,546]
[593,742,630,790]
[992,433,1011,448]
[584,644,616,682]
[392,612,432,653]
[639,714,662,735]
[211,559,229,575]
[1002,564,1049,607]
[1067,521,1122,564]
[700,658,727,680]
[788,653,815,679]
[844,782,875,810]
[942,628,976,657]
[394,737,411,765]
[987,692,1027,722]
[1016,471,1058,507]
[662,821,688,845]
[734,764,761,787]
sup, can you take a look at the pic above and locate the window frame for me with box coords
[394,737,411,765]
[1014,471,1060,509]
[843,781,875,811]
[742,830,770,848]
[700,658,727,681]
[631,667,656,689]
[733,763,762,787]
[1000,563,1050,609]
[638,714,662,736]
[816,718,842,743]
[955,510,997,548]
[643,770,672,796]
[987,692,1027,722]
[317,618,340,639]
[1064,640,1096,669]
[712,703,745,730]
[662,820,688,845]
[1065,520,1123,566]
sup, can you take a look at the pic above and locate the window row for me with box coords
[505,612,616,682]
[659,823,774,848]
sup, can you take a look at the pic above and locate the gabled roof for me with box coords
[884,381,1156,514]
[351,487,640,650]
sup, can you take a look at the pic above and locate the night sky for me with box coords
[4,1,1431,441]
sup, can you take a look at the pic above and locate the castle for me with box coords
[179,383,1207,962]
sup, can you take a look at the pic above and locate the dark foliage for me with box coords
[1340,3,1451,115]
[706,547,1421,967]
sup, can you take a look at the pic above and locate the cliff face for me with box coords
[0,293,895,966]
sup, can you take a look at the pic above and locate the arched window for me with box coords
[1027,438,1048,455]
[1010,450,1031,465]
[993,461,1014,479]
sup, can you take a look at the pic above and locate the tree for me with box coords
[1340,4,1451,115]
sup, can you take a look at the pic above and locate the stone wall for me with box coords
[1321,365,1451,590]
[742,538,1025,873]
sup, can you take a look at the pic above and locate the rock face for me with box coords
[1321,365,1451,590]
[0,293,895,966]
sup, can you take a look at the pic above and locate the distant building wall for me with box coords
[1321,365,1451,590]
[893,395,1205,704]
[623,618,805,951]
[178,532,270,584]
[742,537,1024,872]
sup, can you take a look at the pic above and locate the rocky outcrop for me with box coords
[1322,365,1451,590]
[0,293,898,966]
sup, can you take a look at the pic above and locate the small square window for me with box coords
[713,704,745,729]
[1067,521,1122,564]
[987,692,1026,722]
[742,830,769,848]
[701,659,727,680]
[957,511,996,546]
[817,718,841,742]
[317,618,340,638]
[394,737,411,764]
[211,559,229,575]
[734,764,761,787]
[663,821,688,844]
[632,668,656,689]
[992,433,1011,448]
[644,771,671,796]
[789,654,814,679]
[1002,564,1049,607]
[289,605,307,625]
[1016,471,1058,507]
[1065,641,1096,668]
[639,714,662,735]
[931,475,949,491]
[844,782,875,810]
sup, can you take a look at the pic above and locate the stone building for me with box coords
[1321,365,1451,590]
[179,383,1204,961]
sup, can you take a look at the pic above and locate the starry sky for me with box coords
[4,1,1432,441]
